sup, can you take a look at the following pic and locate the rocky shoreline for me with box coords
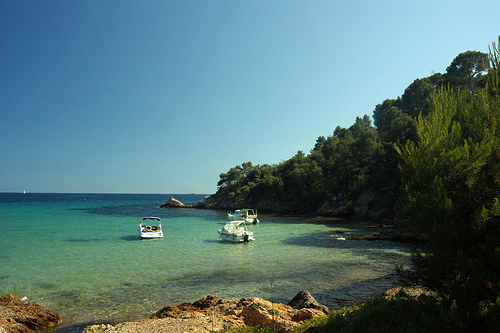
[91,291,328,333]
[1,286,436,333]
[1,291,329,333]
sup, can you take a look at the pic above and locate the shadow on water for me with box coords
[66,237,141,243]
[66,238,110,243]
[203,239,220,244]
[281,228,412,249]
[120,235,141,241]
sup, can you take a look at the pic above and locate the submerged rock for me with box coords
[346,230,422,243]
[0,294,60,332]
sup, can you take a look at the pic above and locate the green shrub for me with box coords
[315,297,452,333]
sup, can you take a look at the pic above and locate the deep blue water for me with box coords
[0,193,411,332]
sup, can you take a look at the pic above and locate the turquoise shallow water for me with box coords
[0,193,411,331]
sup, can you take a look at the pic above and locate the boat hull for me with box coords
[218,230,254,242]
[227,209,259,224]
[139,217,163,239]
[139,230,163,239]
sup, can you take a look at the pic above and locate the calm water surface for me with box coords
[0,193,411,331]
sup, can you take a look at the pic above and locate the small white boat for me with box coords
[218,220,254,242]
[139,217,163,239]
[228,209,259,224]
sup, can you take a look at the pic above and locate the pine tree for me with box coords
[396,68,500,330]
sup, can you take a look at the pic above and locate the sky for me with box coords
[1,1,499,194]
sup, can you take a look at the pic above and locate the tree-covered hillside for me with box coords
[205,47,491,220]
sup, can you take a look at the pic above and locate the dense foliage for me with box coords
[395,38,500,331]
[215,49,490,219]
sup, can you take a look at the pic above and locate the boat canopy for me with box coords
[140,217,161,223]
[224,220,246,227]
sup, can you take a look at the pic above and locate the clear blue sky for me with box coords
[1,1,499,194]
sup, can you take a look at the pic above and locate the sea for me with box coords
[0,192,412,332]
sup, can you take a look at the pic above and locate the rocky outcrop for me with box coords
[160,196,215,209]
[160,196,191,208]
[288,290,329,314]
[189,195,215,209]
[151,292,327,332]
[0,294,60,332]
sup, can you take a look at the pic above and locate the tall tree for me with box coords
[401,77,436,118]
[445,51,488,96]
[396,84,500,330]
[487,36,500,117]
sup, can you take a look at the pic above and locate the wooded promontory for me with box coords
[203,50,492,221]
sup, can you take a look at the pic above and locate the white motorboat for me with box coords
[139,217,163,239]
[218,220,254,242]
[228,209,259,224]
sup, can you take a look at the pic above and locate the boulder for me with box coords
[239,298,299,332]
[0,294,60,332]
[288,290,329,314]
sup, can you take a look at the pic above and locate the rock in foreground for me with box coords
[288,290,329,314]
[0,294,60,332]
[152,293,327,332]
[85,292,328,333]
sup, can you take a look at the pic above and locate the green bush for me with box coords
[320,297,450,333]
